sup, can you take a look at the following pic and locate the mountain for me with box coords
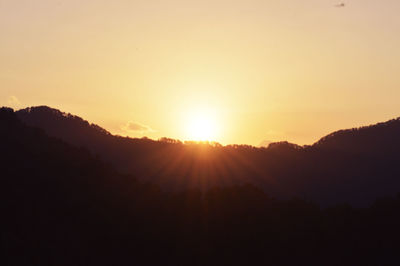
[2,106,400,265]
[0,107,164,265]
[313,117,400,155]
[15,106,266,191]
[14,106,400,206]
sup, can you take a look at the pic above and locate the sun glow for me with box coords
[185,109,219,141]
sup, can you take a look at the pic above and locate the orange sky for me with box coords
[1,0,400,146]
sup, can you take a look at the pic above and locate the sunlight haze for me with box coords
[1,0,400,145]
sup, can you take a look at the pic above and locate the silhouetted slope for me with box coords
[2,107,400,265]
[16,106,114,156]
[0,107,165,265]
[14,106,400,206]
[15,106,267,191]
[299,118,400,205]
[313,118,400,155]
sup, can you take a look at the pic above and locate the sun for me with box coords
[185,109,219,141]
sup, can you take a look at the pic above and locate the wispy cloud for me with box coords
[6,96,22,108]
[121,121,155,134]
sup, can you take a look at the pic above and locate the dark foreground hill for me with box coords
[16,106,400,206]
[2,107,400,265]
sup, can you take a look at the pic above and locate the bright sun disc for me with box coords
[186,110,218,141]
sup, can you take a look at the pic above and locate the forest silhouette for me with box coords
[2,106,400,265]
[15,106,400,206]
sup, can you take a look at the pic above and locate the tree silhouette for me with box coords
[2,106,400,265]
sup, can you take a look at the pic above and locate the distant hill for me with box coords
[3,106,400,265]
[16,106,263,191]
[14,106,400,206]
[0,107,164,265]
[16,105,163,174]
[16,105,113,153]
[312,118,400,155]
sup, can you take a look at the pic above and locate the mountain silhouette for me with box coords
[2,106,400,265]
[313,118,400,154]
[13,106,400,206]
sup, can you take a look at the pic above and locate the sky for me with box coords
[1,0,400,146]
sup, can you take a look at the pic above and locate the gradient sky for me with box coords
[1,0,400,146]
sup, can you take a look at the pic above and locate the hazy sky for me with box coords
[1,0,400,145]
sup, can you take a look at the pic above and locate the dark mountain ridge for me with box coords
[313,117,400,155]
[2,106,400,265]
[13,106,400,206]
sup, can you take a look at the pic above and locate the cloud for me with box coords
[122,121,155,134]
[6,96,22,108]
